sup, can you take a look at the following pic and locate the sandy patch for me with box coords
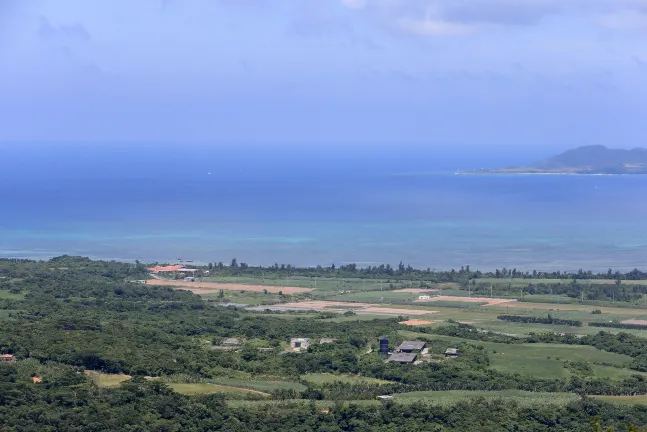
[414,295,516,306]
[393,288,441,293]
[621,319,647,325]
[399,319,436,326]
[146,279,312,294]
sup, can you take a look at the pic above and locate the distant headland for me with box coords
[459,145,647,175]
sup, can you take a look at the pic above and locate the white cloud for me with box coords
[341,0,366,9]
[340,0,647,36]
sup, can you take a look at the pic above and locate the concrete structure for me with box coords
[445,348,459,358]
[0,354,15,362]
[377,395,394,400]
[290,338,310,350]
[397,341,426,353]
[418,295,431,300]
[222,338,243,346]
[319,338,337,344]
[388,352,417,364]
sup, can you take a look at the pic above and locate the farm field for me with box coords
[247,300,439,316]
[167,383,269,396]
[399,332,634,379]
[146,279,312,294]
[209,378,306,392]
[301,373,392,386]
[84,371,131,388]
[391,390,580,407]
[592,395,647,405]
[228,390,580,409]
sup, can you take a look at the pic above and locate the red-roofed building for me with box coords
[0,354,15,362]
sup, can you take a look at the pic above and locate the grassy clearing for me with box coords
[84,371,131,388]
[168,383,269,396]
[399,331,632,379]
[590,365,647,380]
[209,378,306,392]
[392,390,580,407]
[301,373,392,386]
[0,290,26,300]
[592,395,647,405]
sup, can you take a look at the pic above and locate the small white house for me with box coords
[418,295,431,300]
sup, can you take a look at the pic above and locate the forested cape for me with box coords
[3,257,647,431]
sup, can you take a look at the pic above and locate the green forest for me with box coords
[3,257,647,431]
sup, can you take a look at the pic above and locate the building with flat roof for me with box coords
[290,338,310,350]
[388,353,417,364]
[397,341,426,353]
[445,348,459,358]
[222,338,243,346]
[320,338,337,344]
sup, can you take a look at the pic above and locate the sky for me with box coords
[0,0,646,149]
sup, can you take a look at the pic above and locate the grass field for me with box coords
[391,390,580,407]
[208,378,306,392]
[592,395,647,405]
[0,290,26,300]
[399,331,633,378]
[228,390,580,409]
[84,371,131,387]
[168,383,269,396]
[301,373,392,386]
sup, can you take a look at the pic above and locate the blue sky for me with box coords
[1,0,646,148]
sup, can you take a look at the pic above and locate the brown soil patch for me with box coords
[146,279,312,294]
[414,295,516,306]
[621,319,647,325]
[393,288,441,293]
[399,319,436,326]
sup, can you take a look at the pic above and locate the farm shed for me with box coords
[397,341,426,353]
[388,353,417,364]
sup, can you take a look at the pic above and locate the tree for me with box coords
[230,258,238,268]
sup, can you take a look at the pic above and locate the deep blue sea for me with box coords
[1,144,646,272]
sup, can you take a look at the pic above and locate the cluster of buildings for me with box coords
[147,265,199,282]
[384,339,459,365]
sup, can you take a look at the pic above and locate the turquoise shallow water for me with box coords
[1,146,646,271]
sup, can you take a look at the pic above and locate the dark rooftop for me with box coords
[388,353,417,363]
[397,341,426,351]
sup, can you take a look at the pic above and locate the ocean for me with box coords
[1,144,646,272]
